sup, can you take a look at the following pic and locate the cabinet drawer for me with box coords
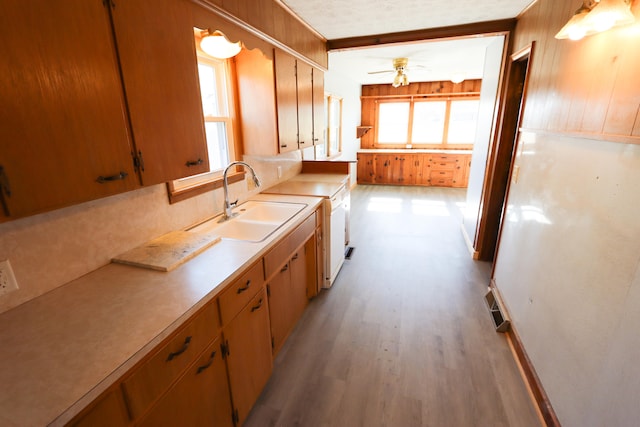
[429,160,458,170]
[430,177,454,186]
[122,302,220,419]
[264,212,315,280]
[218,260,265,325]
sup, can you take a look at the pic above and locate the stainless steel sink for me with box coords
[189,200,307,242]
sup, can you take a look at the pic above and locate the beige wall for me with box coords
[493,1,640,425]
[0,154,301,314]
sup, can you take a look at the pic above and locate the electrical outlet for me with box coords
[0,259,19,296]
[277,166,282,179]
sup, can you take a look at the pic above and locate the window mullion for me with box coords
[442,100,452,144]
[407,99,415,144]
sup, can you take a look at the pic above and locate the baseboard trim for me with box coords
[460,223,480,259]
[491,282,561,427]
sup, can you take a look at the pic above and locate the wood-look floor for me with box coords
[244,185,541,427]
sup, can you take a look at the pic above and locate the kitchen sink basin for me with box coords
[189,200,307,242]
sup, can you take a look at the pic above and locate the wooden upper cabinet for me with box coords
[273,49,300,153]
[0,0,137,220]
[235,47,322,156]
[296,60,314,149]
[312,68,325,146]
[109,0,210,185]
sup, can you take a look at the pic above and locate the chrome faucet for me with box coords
[220,161,261,222]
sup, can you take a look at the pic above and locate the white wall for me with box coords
[494,131,640,425]
[325,58,362,187]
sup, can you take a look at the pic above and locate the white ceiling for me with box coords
[281,0,535,85]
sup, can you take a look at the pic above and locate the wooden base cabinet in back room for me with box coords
[357,152,471,188]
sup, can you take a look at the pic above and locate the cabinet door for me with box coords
[296,60,314,149]
[224,288,272,426]
[274,49,299,153]
[357,154,376,184]
[137,337,233,427]
[0,0,137,220]
[312,68,325,146]
[414,155,431,186]
[290,244,310,324]
[71,388,129,427]
[374,154,394,183]
[109,0,210,184]
[267,262,291,354]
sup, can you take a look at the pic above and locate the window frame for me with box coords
[374,95,479,150]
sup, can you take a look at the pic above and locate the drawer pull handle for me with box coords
[251,298,263,312]
[167,336,192,361]
[96,171,127,184]
[281,264,289,272]
[186,158,203,167]
[196,351,217,374]
[291,253,299,261]
[237,280,251,294]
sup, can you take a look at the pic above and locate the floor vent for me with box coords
[345,247,355,260]
[484,288,510,333]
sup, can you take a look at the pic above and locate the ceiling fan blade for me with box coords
[367,69,395,75]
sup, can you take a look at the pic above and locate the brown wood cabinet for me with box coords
[222,287,272,426]
[0,0,137,220]
[235,47,324,156]
[0,0,211,221]
[70,388,129,427]
[109,0,210,185]
[357,152,472,188]
[137,337,233,427]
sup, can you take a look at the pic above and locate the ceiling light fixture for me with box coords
[555,0,635,40]
[451,72,466,84]
[199,30,241,59]
[391,57,409,88]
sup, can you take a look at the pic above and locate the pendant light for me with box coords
[555,0,635,40]
[199,30,241,59]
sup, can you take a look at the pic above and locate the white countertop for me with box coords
[0,193,323,427]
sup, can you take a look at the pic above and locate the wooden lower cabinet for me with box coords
[71,388,129,427]
[223,288,273,426]
[137,337,233,427]
[357,152,471,187]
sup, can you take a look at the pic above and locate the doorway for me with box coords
[475,43,534,262]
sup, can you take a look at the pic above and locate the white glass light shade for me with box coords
[200,31,241,59]
[451,72,465,84]
[583,0,635,33]
[555,4,593,40]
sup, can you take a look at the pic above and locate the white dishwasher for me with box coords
[325,185,347,288]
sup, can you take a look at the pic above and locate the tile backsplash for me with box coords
[0,153,301,314]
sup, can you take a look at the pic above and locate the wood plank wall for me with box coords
[513,0,640,143]
[193,0,327,68]
[360,79,482,148]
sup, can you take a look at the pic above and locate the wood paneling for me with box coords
[194,0,327,69]
[512,0,640,143]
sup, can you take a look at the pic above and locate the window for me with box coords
[376,97,479,147]
[169,50,236,196]
[312,93,343,159]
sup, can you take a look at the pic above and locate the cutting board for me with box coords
[112,230,221,272]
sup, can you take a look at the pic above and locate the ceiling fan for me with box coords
[367,57,415,87]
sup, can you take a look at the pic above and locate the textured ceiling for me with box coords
[281,0,534,85]
[281,0,534,40]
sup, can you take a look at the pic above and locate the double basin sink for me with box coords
[189,200,307,242]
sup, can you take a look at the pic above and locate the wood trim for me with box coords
[361,92,480,100]
[272,0,327,42]
[493,284,560,427]
[518,127,640,146]
[327,19,516,50]
[191,0,327,70]
[166,171,245,204]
